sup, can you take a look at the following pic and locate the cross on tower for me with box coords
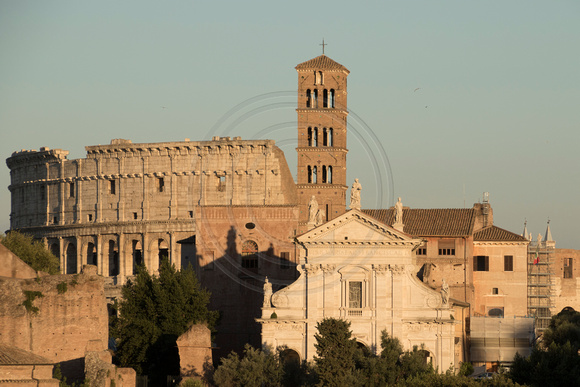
[320,39,327,55]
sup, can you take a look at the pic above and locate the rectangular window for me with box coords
[349,281,363,309]
[564,258,573,279]
[504,255,513,271]
[40,185,46,201]
[474,256,489,272]
[69,182,75,198]
[492,287,499,295]
[133,212,138,220]
[109,180,116,195]
[438,240,455,256]
[87,214,93,222]
[158,177,164,192]
[188,211,194,218]
[280,251,291,269]
[416,247,427,256]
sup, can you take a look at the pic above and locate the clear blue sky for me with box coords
[1,1,579,248]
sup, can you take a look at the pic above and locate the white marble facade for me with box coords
[259,210,457,371]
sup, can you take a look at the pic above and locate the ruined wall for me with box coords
[552,248,580,314]
[176,325,212,380]
[0,265,108,380]
[0,244,38,279]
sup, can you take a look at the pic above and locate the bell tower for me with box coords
[295,55,350,232]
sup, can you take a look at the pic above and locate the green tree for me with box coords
[112,258,219,384]
[0,231,60,274]
[313,318,359,386]
[213,344,281,387]
[510,308,580,386]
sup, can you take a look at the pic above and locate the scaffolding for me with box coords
[527,241,554,332]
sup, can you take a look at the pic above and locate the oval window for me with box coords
[245,222,255,230]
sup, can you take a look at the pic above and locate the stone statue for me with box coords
[315,208,324,226]
[537,233,542,245]
[395,197,403,225]
[263,277,272,308]
[441,278,449,306]
[308,196,318,223]
[350,178,362,210]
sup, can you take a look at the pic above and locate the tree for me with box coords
[313,318,359,386]
[0,231,60,274]
[112,258,219,384]
[510,308,580,386]
[213,344,281,387]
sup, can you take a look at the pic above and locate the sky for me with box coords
[1,1,579,248]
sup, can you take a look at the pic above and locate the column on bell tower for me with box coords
[295,55,350,233]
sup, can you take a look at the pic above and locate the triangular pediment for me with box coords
[297,210,420,246]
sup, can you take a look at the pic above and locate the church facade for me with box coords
[259,209,457,370]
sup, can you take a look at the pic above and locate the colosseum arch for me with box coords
[65,242,77,274]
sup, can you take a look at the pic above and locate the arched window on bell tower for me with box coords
[308,127,312,146]
[322,165,327,183]
[308,166,312,183]
[328,128,333,147]
[313,166,318,183]
[306,89,311,108]
[313,89,318,108]
[313,127,318,147]
[328,166,333,183]
[319,71,323,84]
[330,89,335,108]
[323,89,328,108]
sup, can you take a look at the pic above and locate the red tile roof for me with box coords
[295,55,349,73]
[362,208,476,237]
[474,226,529,242]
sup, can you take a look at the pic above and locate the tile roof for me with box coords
[295,55,349,73]
[362,208,476,237]
[0,344,52,365]
[474,226,529,242]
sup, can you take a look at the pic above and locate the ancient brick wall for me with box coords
[0,265,108,380]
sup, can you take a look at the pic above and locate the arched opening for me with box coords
[308,166,312,183]
[356,342,371,357]
[241,240,258,269]
[280,348,300,365]
[488,308,504,318]
[66,243,77,274]
[328,128,333,146]
[418,349,433,365]
[318,71,323,84]
[306,89,311,108]
[323,89,328,108]
[87,242,97,267]
[322,165,327,183]
[313,166,318,184]
[132,240,143,274]
[307,127,312,146]
[327,166,332,183]
[313,127,318,147]
[158,239,169,267]
[330,89,335,108]
[323,128,328,146]
[109,240,119,276]
[313,89,318,108]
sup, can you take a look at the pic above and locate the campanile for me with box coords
[295,55,350,232]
